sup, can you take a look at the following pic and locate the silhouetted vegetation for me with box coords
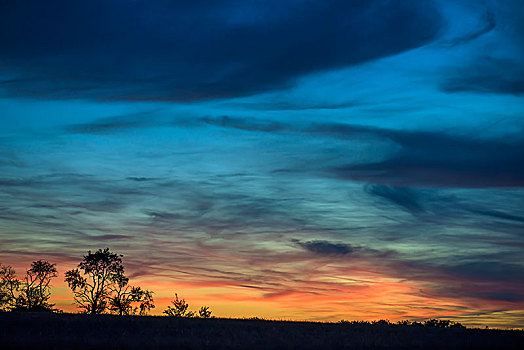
[198,305,212,318]
[0,263,17,311]
[163,293,212,318]
[64,248,154,315]
[109,274,155,316]
[424,318,466,328]
[0,260,58,312]
[1,312,523,350]
[339,318,466,329]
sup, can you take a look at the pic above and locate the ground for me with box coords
[1,312,523,349]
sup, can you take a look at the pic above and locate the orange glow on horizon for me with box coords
[41,268,524,329]
[3,255,523,329]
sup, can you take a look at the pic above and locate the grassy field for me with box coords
[1,312,523,349]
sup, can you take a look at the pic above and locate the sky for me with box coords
[1,0,523,328]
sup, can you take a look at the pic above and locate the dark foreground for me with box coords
[1,312,523,349]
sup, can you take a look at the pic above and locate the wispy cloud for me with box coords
[198,117,524,188]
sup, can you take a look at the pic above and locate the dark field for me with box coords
[1,312,523,349]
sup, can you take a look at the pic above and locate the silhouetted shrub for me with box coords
[163,293,213,318]
[424,319,464,328]
[373,319,392,326]
[198,306,212,318]
[339,320,372,326]
[449,322,466,329]
[163,293,193,317]
[338,319,465,329]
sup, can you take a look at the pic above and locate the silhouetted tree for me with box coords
[65,248,125,314]
[109,274,155,316]
[65,248,154,315]
[198,306,212,318]
[164,293,195,317]
[0,263,19,311]
[1,260,58,312]
[14,260,58,312]
[135,288,155,315]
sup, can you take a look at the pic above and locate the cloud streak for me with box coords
[197,117,524,188]
[295,240,355,256]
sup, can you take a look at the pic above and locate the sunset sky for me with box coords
[1,0,523,328]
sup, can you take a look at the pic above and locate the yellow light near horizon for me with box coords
[4,258,523,329]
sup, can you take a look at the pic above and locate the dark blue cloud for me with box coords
[295,240,355,256]
[442,58,524,95]
[471,209,524,224]
[324,124,524,188]
[446,261,524,283]
[0,0,441,101]
[202,116,286,133]
[471,291,524,303]
[66,111,162,134]
[364,185,425,214]
[126,177,158,183]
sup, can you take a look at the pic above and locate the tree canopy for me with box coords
[65,248,154,315]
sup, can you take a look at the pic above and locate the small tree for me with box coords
[109,274,155,316]
[163,293,194,317]
[198,306,212,318]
